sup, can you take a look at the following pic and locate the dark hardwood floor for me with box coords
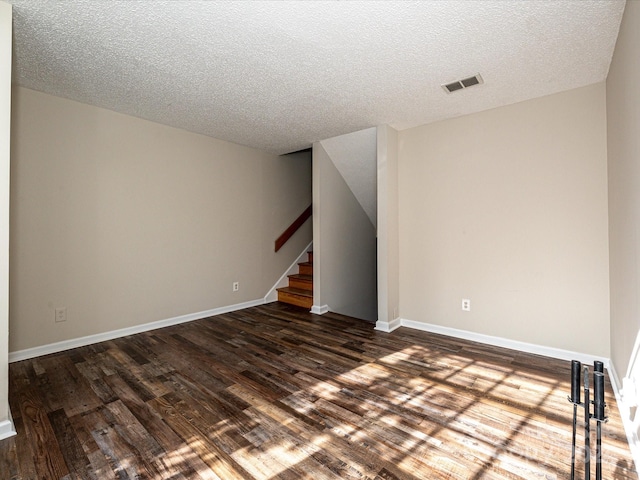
[0,302,636,479]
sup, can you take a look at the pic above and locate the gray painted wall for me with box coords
[313,139,377,322]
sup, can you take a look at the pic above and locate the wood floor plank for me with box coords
[48,408,91,479]
[17,387,70,479]
[79,352,201,478]
[1,302,637,479]
[83,406,157,479]
[39,355,104,417]
[147,394,251,480]
[0,434,20,480]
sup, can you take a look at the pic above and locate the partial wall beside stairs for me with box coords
[376,125,399,328]
[312,133,377,322]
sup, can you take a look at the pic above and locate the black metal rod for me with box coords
[594,360,604,374]
[594,370,605,480]
[584,365,590,480]
[596,421,602,480]
[568,360,608,479]
[569,360,581,480]
[594,371,605,421]
[571,403,578,480]
[571,360,581,404]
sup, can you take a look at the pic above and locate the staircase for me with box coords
[277,251,313,309]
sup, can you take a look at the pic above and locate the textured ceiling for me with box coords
[8,0,625,154]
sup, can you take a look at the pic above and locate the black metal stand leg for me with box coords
[593,366,605,480]
[584,366,590,480]
[596,421,602,480]
[568,360,606,479]
[569,360,581,480]
[571,403,577,480]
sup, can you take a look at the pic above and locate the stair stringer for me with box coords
[264,241,313,303]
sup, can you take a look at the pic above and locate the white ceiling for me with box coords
[8,0,626,155]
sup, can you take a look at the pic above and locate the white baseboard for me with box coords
[9,298,266,363]
[0,409,16,441]
[608,360,623,398]
[264,241,313,303]
[400,318,610,366]
[375,317,401,332]
[311,305,329,315]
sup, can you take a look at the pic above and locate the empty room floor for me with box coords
[0,302,636,479]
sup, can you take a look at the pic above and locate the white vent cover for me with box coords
[442,74,484,94]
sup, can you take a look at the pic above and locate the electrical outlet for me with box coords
[461,299,471,311]
[232,282,239,292]
[55,307,67,323]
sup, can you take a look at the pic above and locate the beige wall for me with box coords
[376,125,399,327]
[607,0,640,385]
[313,140,377,322]
[399,83,610,356]
[10,87,311,352]
[0,0,11,428]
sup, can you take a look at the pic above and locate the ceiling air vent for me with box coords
[442,73,484,94]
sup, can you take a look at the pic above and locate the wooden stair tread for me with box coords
[297,262,313,276]
[286,273,313,292]
[288,274,312,281]
[277,286,313,309]
[279,251,314,309]
[277,286,313,297]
